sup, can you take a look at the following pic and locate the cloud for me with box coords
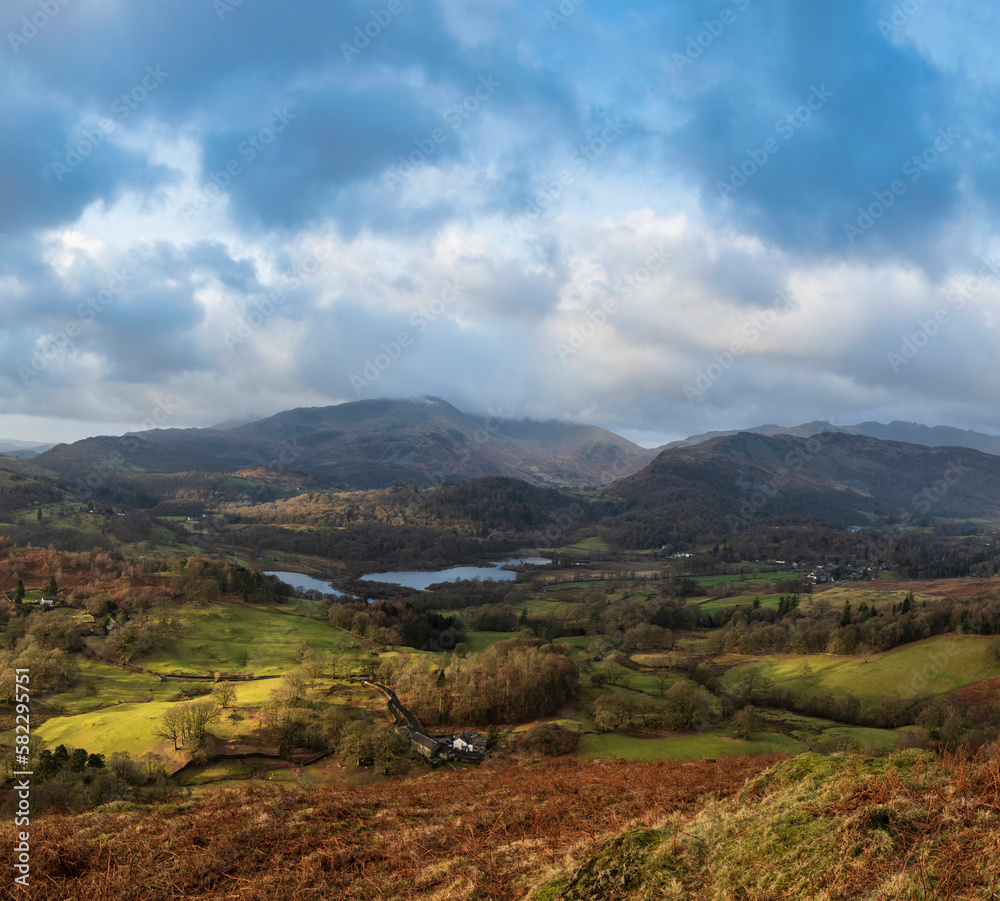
[3,0,1000,447]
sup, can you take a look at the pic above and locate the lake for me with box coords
[359,557,551,591]
[263,571,357,599]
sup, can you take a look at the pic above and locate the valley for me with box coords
[3,406,1000,899]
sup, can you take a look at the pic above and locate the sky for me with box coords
[3,0,1000,448]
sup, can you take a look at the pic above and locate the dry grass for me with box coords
[0,756,781,901]
[543,748,1000,900]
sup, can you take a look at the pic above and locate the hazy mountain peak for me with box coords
[671,419,1000,458]
[34,396,658,490]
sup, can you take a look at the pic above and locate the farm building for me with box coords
[408,730,443,760]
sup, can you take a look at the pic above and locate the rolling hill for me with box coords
[602,430,1000,535]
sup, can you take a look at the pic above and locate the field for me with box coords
[517,598,570,617]
[139,602,347,675]
[34,675,362,762]
[463,631,513,652]
[554,635,590,649]
[557,536,610,552]
[690,571,801,586]
[577,729,799,760]
[695,592,785,614]
[758,709,913,753]
[718,633,1000,708]
[47,659,200,715]
[35,699,185,759]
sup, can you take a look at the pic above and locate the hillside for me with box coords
[669,419,1000,457]
[6,750,1000,900]
[227,476,601,536]
[602,431,1000,539]
[0,756,780,901]
[34,397,656,493]
[536,750,1000,900]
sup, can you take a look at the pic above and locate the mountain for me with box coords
[34,397,658,491]
[840,420,1000,454]
[0,439,56,459]
[603,430,1000,538]
[209,415,260,431]
[668,420,1000,456]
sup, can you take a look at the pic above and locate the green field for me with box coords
[630,671,686,695]
[630,652,678,667]
[35,699,183,759]
[281,596,332,617]
[759,709,911,753]
[464,631,513,652]
[518,598,569,617]
[576,729,799,760]
[46,660,203,715]
[173,757,282,786]
[719,634,1000,708]
[138,602,348,675]
[555,635,590,649]
[558,537,610,553]
[32,675,327,762]
[691,572,801,586]
[696,593,785,615]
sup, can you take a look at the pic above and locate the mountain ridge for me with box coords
[34,396,659,491]
[599,430,1000,543]
[666,419,1000,456]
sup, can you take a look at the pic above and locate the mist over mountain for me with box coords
[0,440,56,459]
[34,397,657,491]
[29,399,1000,513]
[667,421,1000,457]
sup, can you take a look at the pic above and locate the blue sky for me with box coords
[2,0,999,447]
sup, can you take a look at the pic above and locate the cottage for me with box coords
[453,732,487,754]
[408,730,443,760]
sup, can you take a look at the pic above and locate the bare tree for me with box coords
[212,682,237,709]
[156,707,185,751]
[184,700,221,746]
[603,656,627,686]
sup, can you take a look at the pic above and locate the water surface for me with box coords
[360,557,551,591]
[263,571,356,598]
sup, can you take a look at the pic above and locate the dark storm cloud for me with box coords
[5,0,1000,444]
[0,72,171,234]
[666,0,964,266]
